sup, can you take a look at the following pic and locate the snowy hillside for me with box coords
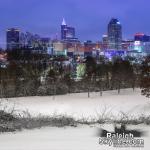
[1,88,150,150]
[0,124,149,150]
[4,88,150,120]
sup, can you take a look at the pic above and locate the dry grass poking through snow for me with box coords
[0,110,78,133]
[0,109,150,133]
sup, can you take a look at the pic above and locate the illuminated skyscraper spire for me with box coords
[62,18,67,26]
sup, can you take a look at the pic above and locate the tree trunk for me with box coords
[99,82,103,96]
[88,88,90,98]
[118,82,121,94]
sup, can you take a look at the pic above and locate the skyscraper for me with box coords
[102,34,108,50]
[61,18,75,40]
[6,28,20,50]
[61,18,67,40]
[134,33,150,42]
[108,18,122,50]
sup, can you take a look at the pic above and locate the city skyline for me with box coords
[0,0,150,47]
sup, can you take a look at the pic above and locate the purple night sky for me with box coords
[0,0,149,47]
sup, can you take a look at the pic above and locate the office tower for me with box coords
[61,18,76,40]
[6,28,20,50]
[108,18,122,50]
[23,32,41,49]
[133,33,150,53]
[61,18,67,40]
[65,26,75,39]
[122,40,134,50]
[19,32,26,48]
[40,38,51,52]
[134,33,150,42]
[84,40,96,52]
[102,34,108,50]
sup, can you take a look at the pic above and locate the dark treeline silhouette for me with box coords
[0,49,149,98]
[140,56,150,98]
[84,56,140,97]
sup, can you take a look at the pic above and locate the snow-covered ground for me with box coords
[3,88,150,120]
[0,124,149,150]
[0,88,150,150]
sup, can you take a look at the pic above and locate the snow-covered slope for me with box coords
[0,124,149,150]
[4,88,150,119]
[1,88,150,150]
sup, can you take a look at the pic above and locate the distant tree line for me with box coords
[0,49,149,98]
[140,56,150,98]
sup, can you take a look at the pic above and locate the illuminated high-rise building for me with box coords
[133,33,150,53]
[61,18,67,40]
[61,18,76,40]
[108,18,122,50]
[134,33,150,42]
[6,28,20,50]
[102,34,108,50]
